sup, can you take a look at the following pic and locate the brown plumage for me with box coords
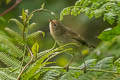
[49,20,94,54]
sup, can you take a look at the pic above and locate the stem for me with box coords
[20,43,27,68]
[18,16,28,80]
[0,0,22,16]
[64,55,74,71]
[17,9,29,80]
[43,66,120,75]
[28,8,58,20]
[17,46,33,80]
[22,22,28,42]
[17,8,58,80]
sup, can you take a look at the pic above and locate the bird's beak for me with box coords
[49,19,55,38]
[49,19,54,29]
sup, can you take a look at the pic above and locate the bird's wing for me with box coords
[64,27,88,46]
[71,34,95,48]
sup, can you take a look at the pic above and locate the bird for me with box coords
[49,19,95,71]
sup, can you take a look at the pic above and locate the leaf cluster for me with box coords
[60,0,120,41]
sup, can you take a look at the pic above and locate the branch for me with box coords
[17,46,34,80]
[43,66,120,74]
[0,0,22,16]
[28,8,58,20]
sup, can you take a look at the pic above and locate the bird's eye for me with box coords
[53,23,57,26]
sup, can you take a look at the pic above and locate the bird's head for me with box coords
[49,19,64,37]
[49,20,57,33]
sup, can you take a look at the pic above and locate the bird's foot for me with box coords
[81,65,87,73]
[81,62,87,73]
[64,64,69,72]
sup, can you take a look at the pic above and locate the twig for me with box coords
[0,0,22,16]
[28,8,58,19]
[22,21,27,41]
[17,46,34,80]
[43,66,120,75]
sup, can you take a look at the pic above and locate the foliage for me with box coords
[0,7,74,80]
[0,0,120,80]
[25,57,120,80]
[60,0,120,41]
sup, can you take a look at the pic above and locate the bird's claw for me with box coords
[64,64,69,72]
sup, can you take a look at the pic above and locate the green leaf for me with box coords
[75,0,84,6]
[27,14,33,24]
[82,0,90,7]
[71,7,80,16]
[0,52,20,67]
[60,70,82,80]
[94,9,103,18]
[114,58,120,73]
[22,8,27,23]
[42,69,61,80]
[98,26,120,41]
[6,0,11,4]
[31,69,49,80]
[37,42,56,58]
[41,2,45,9]
[4,27,23,45]
[22,9,26,21]
[0,36,23,58]
[0,17,6,22]
[0,70,16,80]
[22,51,52,80]
[95,57,114,70]
[104,12,116,25]
[80,59,97,69]
[27,31,45,45]
[28,23,37,30]
[9,19,24,31]
[27,31,45,41]
[60,7,71,20]
[32,41,39,59]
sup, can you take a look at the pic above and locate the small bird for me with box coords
[49,19,94,71]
